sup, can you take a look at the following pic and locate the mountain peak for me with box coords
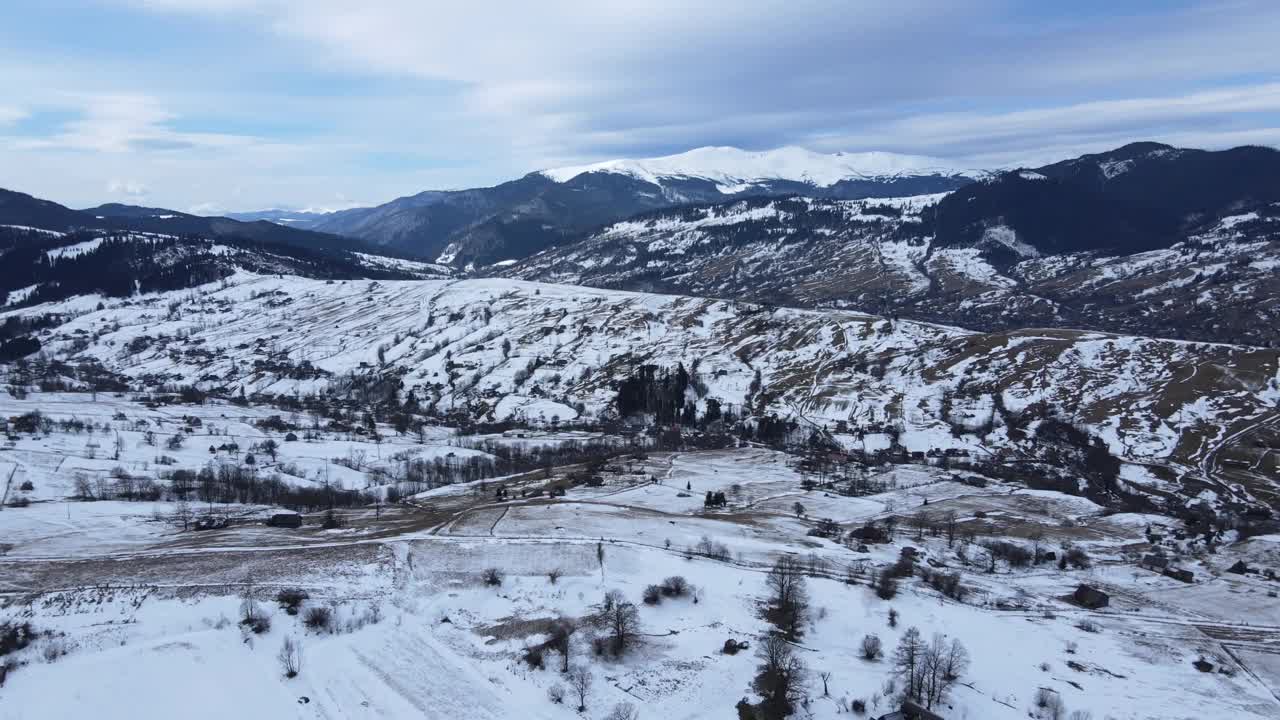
[539,145,969,187]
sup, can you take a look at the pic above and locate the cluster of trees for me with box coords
[892,627,970,710]
[176,464,369,510]
[615,363,699,425]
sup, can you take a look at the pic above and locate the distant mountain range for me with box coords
[4,141,1278,346]
[229,146,978,267]
[224,209,336,225]
[502,142,1280,346]
[0,189,371,255]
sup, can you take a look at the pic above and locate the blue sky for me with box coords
[1,0,1278,213]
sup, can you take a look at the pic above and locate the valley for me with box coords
[2,142,1279,720]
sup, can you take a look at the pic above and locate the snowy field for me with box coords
[3,394,1280,719]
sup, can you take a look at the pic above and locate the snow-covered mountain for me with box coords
[225,208,336,225]
[540,145,976,189]
[501,194,1280,346]
[500,143,1280,347]
[242,146,976,267]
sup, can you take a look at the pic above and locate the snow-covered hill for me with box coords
[502,195,1280,347]
[0,227,451,312]
[6,273,1278,512]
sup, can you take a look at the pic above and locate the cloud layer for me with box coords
[1,0,1278,211]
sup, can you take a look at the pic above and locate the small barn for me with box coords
[267,512,302,529]
[1140,554,1169,571]
[1163,567,1195,583]
[1072,584,1109,609]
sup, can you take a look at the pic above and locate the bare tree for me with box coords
[1030,529,1046,564]
[892,626,926,702]
[944,511,958,548]
[753,633,807,720]
[601,589,626,612]
[568,664,593,712]
[599,600,641,655]
[173,501,193,531]
[547,618,576,672]
[819,670,832,696]
[277,635,301,678]
[764,556,809,640]
[603,702,640,720]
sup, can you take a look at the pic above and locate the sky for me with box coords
[1,0,1279,214]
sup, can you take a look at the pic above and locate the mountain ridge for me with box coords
[229,145,978,265]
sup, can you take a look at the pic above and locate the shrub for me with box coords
[240,613,271,635]
[642,584,663,605]
[661,575,689,597]
[276,588,309,615]
[694,535,731,561]
[18,481,33,491]
[41,639,67,663]
[1,622,36,657]
[604,702,640,720]
[1075,620,1101,633]
[522,644,545,669]
[277,635,301,678]
[1064,547,1092,569]
[547,568,561,584]
[482,568,503,586]
[860,633,882,660]
[851,698,866,714]
[304,606,333,633]
[926,570,966,600]
[547,683,565,704]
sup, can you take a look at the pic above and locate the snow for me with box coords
[541,145,971,186]
[46,238,105,261]
[2,385,1280,720]
[1099,159,1134,179]
[352,252,452,277]
[4,284,38,306]
[980,224,1041,258]
[1,224,66,236]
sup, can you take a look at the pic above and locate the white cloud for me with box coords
[0,106,26,126]
[3,1,1277,211]
[14,94,259,154]
[107,178,151,198]
[809,83,1280,162]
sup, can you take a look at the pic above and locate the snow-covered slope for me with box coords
[541,145,975,188]
[502,195,1280,347]
[6,273,1278,511]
